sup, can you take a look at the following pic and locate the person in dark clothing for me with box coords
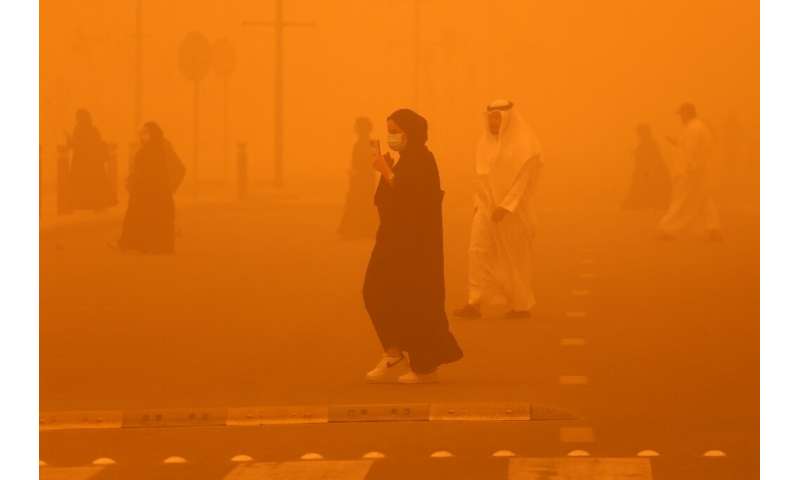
[622,123,671,210]
[363,108,463,384]
[65,109,115,212]
[338,117,378,239]
[117,122,185,254]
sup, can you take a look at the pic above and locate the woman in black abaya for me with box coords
[118,122,185,254]
[363,109,463,384]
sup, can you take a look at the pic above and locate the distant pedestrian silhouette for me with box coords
[659,103,722,241]
[64,109,115,212]
[338,117,378,239]
[118,122,185,254]
[622,124,671,211]
[363,109,463,384]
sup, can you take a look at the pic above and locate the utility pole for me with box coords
[413,0,421,106]
[243,0,315,188]
[134,0,143,135]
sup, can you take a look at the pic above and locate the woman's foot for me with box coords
[397,370,439,384]
[365,354,408,383]
[453,304,481,319]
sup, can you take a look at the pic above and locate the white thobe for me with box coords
[468,159,538,311]
[659,119,721,236]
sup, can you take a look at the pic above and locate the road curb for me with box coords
[40,402,578,431]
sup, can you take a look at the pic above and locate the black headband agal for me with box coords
[486,101,514,112]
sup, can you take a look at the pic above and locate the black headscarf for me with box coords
[387,109,428,147]
[76,108,92,127]
[142,121,165,145]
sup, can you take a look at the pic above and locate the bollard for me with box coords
[57,145,70,215]
[107,142,118,205]
[237,142,248,200]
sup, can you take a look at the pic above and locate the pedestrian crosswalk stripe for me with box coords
[39,466,106,480]
[362,451,385,459]
[560,338,587,346]
[91,457,115,465]
[223,461,373,480]
[509,458,653,480]
[559,376,589,385]
[231,454,254,462]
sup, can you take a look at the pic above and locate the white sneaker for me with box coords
[365,355,409,383]
[397,370,439,384]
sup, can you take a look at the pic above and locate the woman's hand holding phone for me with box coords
[371,142,392,175]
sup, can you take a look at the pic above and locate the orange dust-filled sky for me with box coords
[40,0,759,203]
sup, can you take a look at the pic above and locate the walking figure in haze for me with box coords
[454,100,543,320]
[658,103,723,241]
[117,122,186,254]
[338,117,378,239]
[363,109,463,384]
[64,109,115,212]
[622,123,671,211]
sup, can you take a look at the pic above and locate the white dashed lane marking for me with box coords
[559,427,596,443]
[559,376,589,385]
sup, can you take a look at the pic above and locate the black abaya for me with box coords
[363,109,462,374]
[119,139,185,254]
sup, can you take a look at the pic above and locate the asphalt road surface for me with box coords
[40,185,758,479]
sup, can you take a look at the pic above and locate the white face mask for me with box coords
[387,133,405,151]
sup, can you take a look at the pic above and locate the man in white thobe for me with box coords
[659,102,722,240]
[454,100,543,319]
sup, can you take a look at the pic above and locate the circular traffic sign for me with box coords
[179,32,211,82]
